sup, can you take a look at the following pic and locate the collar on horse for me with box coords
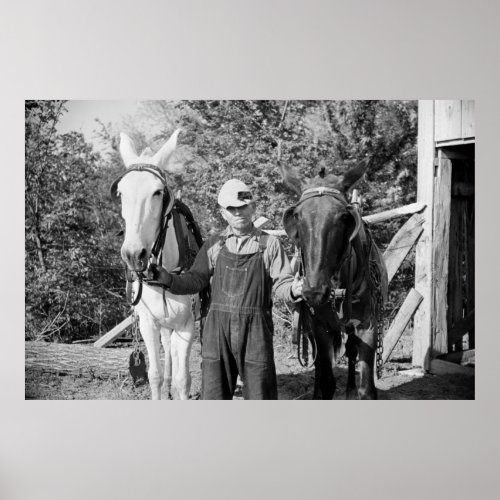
[110,163,176,306]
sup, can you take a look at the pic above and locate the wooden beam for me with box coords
[432,153,452,357]
[266,202,427,237]
[383,212,424,284]
[413,100,436,370]
[254,216,270,228]
[94,315,134,348]
[430,358,474,376]
[382,288,423,364]
[363,202,426,224]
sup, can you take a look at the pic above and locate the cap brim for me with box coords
[219,199,249,209]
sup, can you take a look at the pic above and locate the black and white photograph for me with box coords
[2,1,500,499]
[25,99,475,400]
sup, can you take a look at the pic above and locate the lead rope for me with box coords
[296,246,317,368]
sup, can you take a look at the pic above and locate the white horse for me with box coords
[113,130,195,400]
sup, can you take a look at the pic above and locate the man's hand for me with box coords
[291,272,303,300]
[145,263,173,288]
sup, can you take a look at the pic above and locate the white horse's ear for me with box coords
[152,129,182,173]
[119,133,139,168]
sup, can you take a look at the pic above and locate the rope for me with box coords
[296,302,318,368]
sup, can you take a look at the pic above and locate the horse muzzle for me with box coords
[121,246,149,273]
[302,282,331,308]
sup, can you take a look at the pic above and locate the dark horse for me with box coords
[281,160,388,399]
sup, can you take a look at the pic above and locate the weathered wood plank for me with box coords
[383,212,424,284]
[254,216,270,228]
[94,315,134,348]
[382,288,423,364]
[363,202,426,224]
[435,100,462,142]
[461,100,475,138]
[430,358,474,376]
[432,154,452,357]
[413,100,435,370]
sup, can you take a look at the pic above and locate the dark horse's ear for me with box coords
[279,164,302,196]
[340,158,370,192]
[283,207,299,243]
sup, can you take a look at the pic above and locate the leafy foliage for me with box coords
[25,101,125,341]
[25,100,418,342]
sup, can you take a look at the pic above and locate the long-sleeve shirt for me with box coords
[167,226,297,302]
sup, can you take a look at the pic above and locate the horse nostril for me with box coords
[138,248,147,262]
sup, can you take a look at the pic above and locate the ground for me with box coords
[25,322,474,400]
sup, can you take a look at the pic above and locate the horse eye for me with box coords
[153,190,163,197]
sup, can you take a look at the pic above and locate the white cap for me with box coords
[217,179,253,208]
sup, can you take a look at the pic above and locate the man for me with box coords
[147,179,302,400]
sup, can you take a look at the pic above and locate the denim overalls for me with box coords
[201,235,277,400]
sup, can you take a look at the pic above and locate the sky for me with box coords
[56,100,141,151]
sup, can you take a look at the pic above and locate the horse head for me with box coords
[111,130,183,272]
[281,159,369,307]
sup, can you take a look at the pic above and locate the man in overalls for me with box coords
[147,179,302,400]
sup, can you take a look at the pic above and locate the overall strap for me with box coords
[258,233,269,252]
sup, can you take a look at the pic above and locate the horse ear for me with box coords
[119,133,139,167]
[279,164,302,196]
[152,129,182,173]
[283,207,299,243]
[340,158,370,192]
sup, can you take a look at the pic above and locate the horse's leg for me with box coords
[312,360,322,399]
[313,331,336,400]
[171,318,195,400]
[356,326,377,400]
[345,333,359,400]
[160,327,173,399]
[140,317,163,400]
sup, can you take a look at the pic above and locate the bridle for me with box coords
[110,163,175,305]
[286,186,363,305]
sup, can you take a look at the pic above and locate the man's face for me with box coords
[221,203,256,232]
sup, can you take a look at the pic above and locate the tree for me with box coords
[25,101,125,341]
